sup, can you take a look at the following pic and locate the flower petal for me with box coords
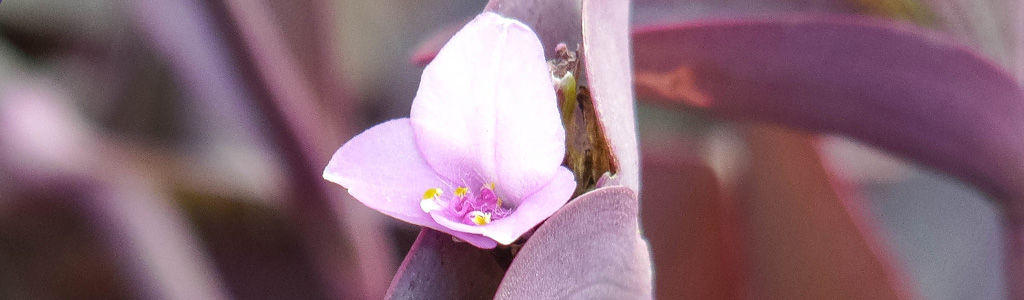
[410,12,565,201]
[431,167,575,245]
[323,118,499,249]
[436,228,498,249]
[323,119,447,227]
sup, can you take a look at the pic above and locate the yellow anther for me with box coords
[496,197,502,207]
[422,187,443,200]
[455,187,469,197]
[484,182,495,190]
[469,211,492,225]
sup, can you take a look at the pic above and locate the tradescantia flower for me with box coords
[323,12,576,249]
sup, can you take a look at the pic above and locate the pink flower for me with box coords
[323,12,576,249]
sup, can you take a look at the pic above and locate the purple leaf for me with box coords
[494,186,652,299]
[633,15,1024,214]
[581,0,641,192]
[632,0,857,26]
[385,228,505,299]
[632,15,1024,298]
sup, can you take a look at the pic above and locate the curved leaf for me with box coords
[495,186,652,299]
[632,0,857,26]
[385,228,505,299]
[633,15,1024,213]
[581,0,641,192]
[633,15,1024,298]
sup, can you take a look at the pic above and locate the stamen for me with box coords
[455,187,469,197]
[469,211,492,225]
[420,187,444,213]
[422,187,443,200]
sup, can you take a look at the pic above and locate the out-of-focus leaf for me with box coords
[0,187,134,300]
[204,0,398,297]
[0,0,121,45]
[176,192,334,300]
[385,229,505,299]
[632,15,1024,217]
[0,83,232,300]
[632,0,858,26]
[413,0,859,67]
[581,0,640,192]
[130,0,286,202]
[632,18,1024,295]
[852,0,937,24]
[737,124,914,299]
[495,186,652,299]
[914,0,1022,78]
[263,0,351,118]
[641,140,745,299]
[90,176,234,300]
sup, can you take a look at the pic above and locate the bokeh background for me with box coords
[0,0,1013,299]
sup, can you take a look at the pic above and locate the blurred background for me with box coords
[0,0,1013,299]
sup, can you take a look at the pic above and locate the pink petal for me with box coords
[437,228,499,249]
[431,167,575,245]
[323,118,498,249]
[410,12,565,202]
[323,119,447,227]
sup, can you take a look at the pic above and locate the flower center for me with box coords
[420,183,512,226]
